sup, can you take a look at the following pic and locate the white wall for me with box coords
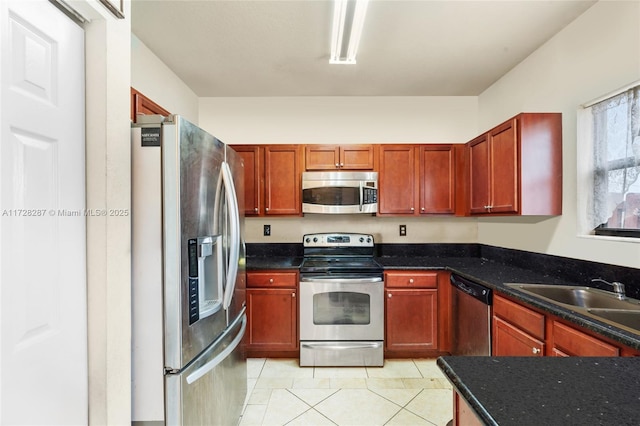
[199,96,479,243]
[71,0,133,423]
[131,34,199,124]
[477,1,640,268]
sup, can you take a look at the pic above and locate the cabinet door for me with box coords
[130,87,170,122]
[232,145,262,216]
[305,144,374,170]
[468,134,490,214]
[385,271,438,288]
[246,288,298,351]
[488,119,518,214]
[454,392,484,426]
[304,145,340,170]
[247,270,298,288]
[340,145,374,170]
[493,316,544,356]
[552,321,619,357]
[419,145,456,214]
[385,289,438,351]
[264,145,301,215]
[378,145,417,215]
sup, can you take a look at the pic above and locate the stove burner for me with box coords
[300,233,382,277]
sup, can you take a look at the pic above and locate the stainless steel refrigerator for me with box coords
[131,115,247,425]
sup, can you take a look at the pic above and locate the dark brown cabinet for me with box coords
[384,270,451,356]
[233,145,261,216]
[130,88,170,123]
[378,144,459,215]
[246,270,299,357]
[467,113,562,216]
[493,293,637,357]
[492,294,545,356]
[304,144,374,170]
[453,392,484,426]
[231,145,302,216]
[551,320,619,357]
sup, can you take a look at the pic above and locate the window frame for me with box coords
[577,80,640,240]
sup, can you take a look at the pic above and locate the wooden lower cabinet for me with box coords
[492,294,545,356]
[454,392,483,426]
[494,293,635,357]
[384,270,451,356]
[386,288,438,352]
[246,270,298,357]
[551,320,619,356]
[493,316,544,356]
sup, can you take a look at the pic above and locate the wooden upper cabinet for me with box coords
[264,145,302,215]
[467,113,562,216]
[230,144,302,216]
[379,144,458,216]
[419,145,457,214]
[304,144,374,170]
[231,145,262,216]
[378,145,417,215]
[130,88,170,122]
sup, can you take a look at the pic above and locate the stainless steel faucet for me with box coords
[591,278,626,300]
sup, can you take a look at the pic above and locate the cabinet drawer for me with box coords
[493,295,545,340]
[247,271,298,288]
[385,271,438,288]
[552,321,619,357]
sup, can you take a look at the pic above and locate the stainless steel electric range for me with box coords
[299,233,384,367]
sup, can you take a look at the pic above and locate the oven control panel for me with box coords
[303,233,374,247]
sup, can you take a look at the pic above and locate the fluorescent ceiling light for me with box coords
[330,0,369,65]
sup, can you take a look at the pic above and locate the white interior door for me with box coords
[0,1,87,424]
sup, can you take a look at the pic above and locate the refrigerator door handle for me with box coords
[185,310,247,385]
[221,161,240,311]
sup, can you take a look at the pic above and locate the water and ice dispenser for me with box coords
[188,235,223,325]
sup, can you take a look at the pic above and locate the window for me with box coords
[584,85,640,237]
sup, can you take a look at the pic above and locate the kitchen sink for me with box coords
[587,309,640,332]
[505,283,640,334]
[505,284,640,310]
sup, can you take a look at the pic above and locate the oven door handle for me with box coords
[301,342,382,351]
[300,277,383,284]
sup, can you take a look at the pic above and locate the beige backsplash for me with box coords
[245,215,478,244]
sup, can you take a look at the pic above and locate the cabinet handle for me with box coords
[265,207,269,212]
[409,278,414,284]
[421,207,425,211]
[269,278,274,283]
[388,293,392,298]
[254,207,258,213]
[335,163,339,168]
[292,293,296,298]
[532,347,541,354]
[410,207,414,211]
[340,162,344,167]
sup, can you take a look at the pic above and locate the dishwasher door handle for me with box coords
[450,274,492,305]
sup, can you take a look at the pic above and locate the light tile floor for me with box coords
[241,358,454,426]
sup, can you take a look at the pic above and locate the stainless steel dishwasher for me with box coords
[450,274,492,356]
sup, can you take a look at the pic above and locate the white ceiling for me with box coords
[131,0,597,97]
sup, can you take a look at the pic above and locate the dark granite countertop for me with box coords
[245,256,303,270]
[437,356,640,426]
[246,248,640,350]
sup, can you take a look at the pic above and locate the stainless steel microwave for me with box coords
[302,171,378,214]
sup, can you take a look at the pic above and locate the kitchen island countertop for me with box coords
[437,355,640,426]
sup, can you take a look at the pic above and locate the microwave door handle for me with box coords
[359,181,363,211]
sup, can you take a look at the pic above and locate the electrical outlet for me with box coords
[263,224,271,236]
[399,224,407,236]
